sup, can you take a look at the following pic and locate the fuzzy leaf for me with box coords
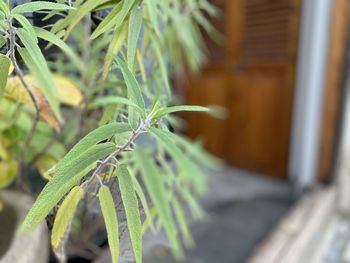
[151,34,170,95]
[0,35,6,49]
[17,40,61,122]
[65,0,110,38]
[117,165,142,263]
[172,198,194,247]
[47,123,130,176]
[149,127,206,194]
[115,56,145,109]
[146,0,159,36]
[91,0,135,40]
[132,176,155,232]
[12,14,38,43]
[127,5,143,69]
[135,149,182,258]
[103,22,127,79]
[154,105,211,119]
[91,96,142,114]
[0,53,11,100]
[34,27,83,71]
[21,143,115,231]
[11,1,74,14]
[51,186,84,248]
[98,185,119,263]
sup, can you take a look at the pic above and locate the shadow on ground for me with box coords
[143,168,293,263]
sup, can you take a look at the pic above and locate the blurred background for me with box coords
[151,0,350,262]
[3,0,350,262]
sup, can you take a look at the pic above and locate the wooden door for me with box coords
[185,0,301,178]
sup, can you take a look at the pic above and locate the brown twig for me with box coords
[7,18,40,189]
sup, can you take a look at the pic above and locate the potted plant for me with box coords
[0,0,221,262]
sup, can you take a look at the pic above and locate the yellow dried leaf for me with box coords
[52,74,82,106]
[0,159,18,189]
[5,77,60,132]
[35,154,58,180]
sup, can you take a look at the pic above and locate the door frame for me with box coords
[288,0,333,188]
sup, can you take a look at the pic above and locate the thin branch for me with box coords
[7,18,40,153]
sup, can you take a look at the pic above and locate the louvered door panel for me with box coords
[184,0,301,178]
[240,0,298,66]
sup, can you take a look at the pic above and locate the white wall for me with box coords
[288,0,333,189]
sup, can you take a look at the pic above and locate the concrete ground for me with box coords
[142,168,294,263]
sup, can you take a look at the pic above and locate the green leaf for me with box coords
[34,27,84,71]
[12,14,38,43]
[117,165,142,263]
[21,143,115,231]
[151,34,170,95]
[115,56,145,109]
[48,123,130,176]
[146,0,159,36]
[90,96,143,114]
[0,1,9,15]
[180,188,205,220]
[91,0,135,40]
[64,0,110,38]
[51,186,84,248]
[98,185,119,263]
[132,176,155,232]
[172,198,194,247]
[11,1,74,14]
[135,149,182,258]
[90,1,123,40]
[170,132,222,169]
[0,53,11,100]
[16,32,61,121]
[148,127,206,194]
[103,22,127,79]
[154,105,211,119]
[0,35,6,49]
[127,5,143,69]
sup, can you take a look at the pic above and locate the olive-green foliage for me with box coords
[0,0,221,261]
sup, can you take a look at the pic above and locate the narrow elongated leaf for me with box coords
[0,53,11,100]
[135,150,182,258]
[91,0,135,39]
[12,14,38,43]
[21,143,115,231]
[172,198,194,247]
[0,35,6,49]
[90,96,142,114]
[117,165,142,263]
[64,0,110,38]
[11,1,74,14]
[90,1,123,40]
[51,186,84,248]
[115,56,145,109]
[146,0,159,36]
[148,127,206,194]
[48,123,130,176]
[98,185,119,263]
[17,36,61,121]
[154,105,211,118]
[103,23,127,79]
[151,34,170,95]
[132,176,155,232]
[180,188,205,220]
[50,0,85,34]
[127,6,143,69]
[34,27,83,71]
